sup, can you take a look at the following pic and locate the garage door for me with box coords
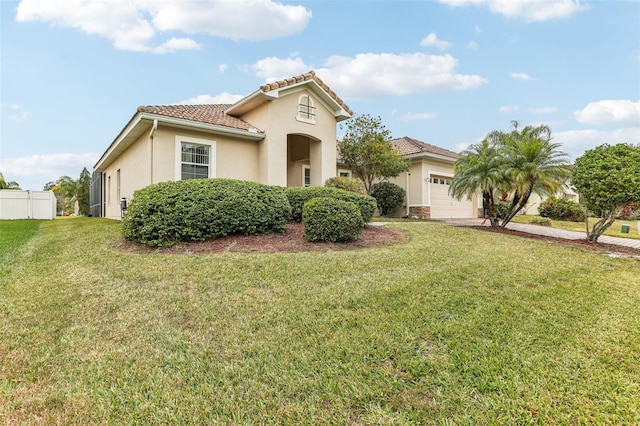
[429,176,474,219]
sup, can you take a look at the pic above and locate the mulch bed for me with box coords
[468,225,640,259]
[115,221,410,254]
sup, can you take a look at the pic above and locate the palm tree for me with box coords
[58,175,82,215]
[450,139,507,227]
[494,121,570,226]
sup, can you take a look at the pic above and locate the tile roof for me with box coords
[137,104,262,133]
[260,70,353,116]
[390,136,460,159]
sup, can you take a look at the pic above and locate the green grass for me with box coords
[0,219,43,281]
[511,215,640,240]
[1,217,639,424]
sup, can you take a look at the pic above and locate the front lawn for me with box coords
[512,215,640,240]
[1,218,639,424]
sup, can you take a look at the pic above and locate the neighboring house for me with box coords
[91,71,352,219]
[386,137,478,219]
[521,184,580,216]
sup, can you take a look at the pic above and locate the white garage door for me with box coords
[429,176,474,219]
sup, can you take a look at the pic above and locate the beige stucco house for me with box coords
[91,71,477,220]
[385,137,478,219]
[91,71,352,218]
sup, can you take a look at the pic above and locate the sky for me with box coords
[1,0,639,191]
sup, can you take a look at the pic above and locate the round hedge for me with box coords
[122,178,291,247]
[285,186,376,224]
[302,197,364,242]
[371,181,406,216]
[539,197,585,222]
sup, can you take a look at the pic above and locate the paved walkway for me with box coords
[442,218,640,250]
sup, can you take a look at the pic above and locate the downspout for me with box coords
[149,119,158,185]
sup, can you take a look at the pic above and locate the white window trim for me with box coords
[337,169,352,178]
[296,94,316,124]
[175,136,217,180]
[302,164,311,187]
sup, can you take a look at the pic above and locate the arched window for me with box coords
[297,94,316,124]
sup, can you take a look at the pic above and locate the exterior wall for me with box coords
[240,88,338,187]
[101,130,150,219]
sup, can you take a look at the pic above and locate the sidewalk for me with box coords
[443,218,640,251]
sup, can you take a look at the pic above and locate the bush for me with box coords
[285,186,376,224]
[539,197,585,222]
[302,197,364,242]
[529,216,552,226]
[122,179,291,247]
[617,202,640,220]
[324,176,366,194]
[371,181,406,216]
[496,201,511,219]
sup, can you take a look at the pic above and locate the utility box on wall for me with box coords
[0,190,57,220]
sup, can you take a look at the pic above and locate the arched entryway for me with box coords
[286,134,322,187]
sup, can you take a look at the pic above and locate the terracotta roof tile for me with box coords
[260,70,353,116]
[390,136,460,159]
[137,104,262,133]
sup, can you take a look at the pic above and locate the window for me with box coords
[303,165,311,187]
[430,177,452,185]
[338,169,351,178]
[297,94,316,124]
[175,136,216,180]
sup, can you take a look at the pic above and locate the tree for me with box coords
[77,167,91,216]
[371,181,406,216]
[58,175,82,215]
[338,114,409,194]
[492,121,570,226]
[572,143,640,243]
[450,121,569,227]
[450,139,507,227]
[0,172,21,190]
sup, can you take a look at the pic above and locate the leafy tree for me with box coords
[572,143,640,242]
[451,121,569,227]
[324,176,367,194]
[338,114,408,194]
[77,167,91,216]
[0,172,21,190]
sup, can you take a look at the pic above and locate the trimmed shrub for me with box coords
[371,181,406,216]
[529,216,552,226]
[122,178,291,247]
[539,197,585,222]
[302,197,364,242]
[285,186,376,224]
[324,176,366,194]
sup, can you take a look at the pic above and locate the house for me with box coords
[91,71,352,219]
[386,137,478,219]
[91,71,477,220]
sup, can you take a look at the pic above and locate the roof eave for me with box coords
[404,151,459,162]
[94,112,265,172]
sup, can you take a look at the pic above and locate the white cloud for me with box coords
[528,107,559,114]
[420,32,452,51]
[394,112,438,122]
[0,153,100,191]
[252,57,309,81]
[466,41,479,50]
[554,127,640,159]
[177,92,244,105]
[314,53,487,99]
[438,0,589,22]
[499,105,519,114]
[509,71,532,81]
[573,100,640,126]
[219,64,228,73]
[4,104,31,121]
[15,0,311,53]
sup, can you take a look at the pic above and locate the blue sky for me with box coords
[1,0,639,191]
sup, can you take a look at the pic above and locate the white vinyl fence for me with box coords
[0,190,57,220]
